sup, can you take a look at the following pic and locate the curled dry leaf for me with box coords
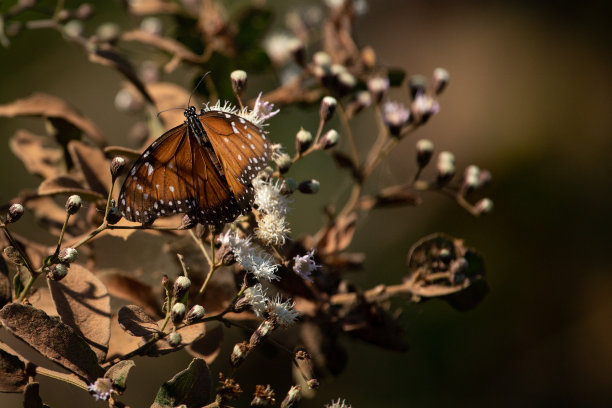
[341,301,408,352]
[405,233,488,310]
[118,304,161,337]
[103,146,142,161]
[68,141,112,197]
[9,130,62,179]
[37,175,104,202]
[0,347,30,393]
[187,323,223,365]
[313,212,358,255]
[48,264,111,363]
[98,271,161,319]
[0,303,104,382]
[151,358,211,408]
[104,360,136,394]
[0,93,105,147]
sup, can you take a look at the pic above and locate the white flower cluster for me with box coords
[253,178,291,246]
[219,230,279,281]
[243,284,300,327]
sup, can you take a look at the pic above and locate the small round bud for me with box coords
[230,70,248,96]
[478,169,492,188]
[168,332,182,347]
[336,71,356,96]
[411,94,440,124]
[171,302,187,324]
[140,17,163,36]
[47,263,69,281]
[110,156,127,179]
[382,101,411,137]
[281,385,302,408]
[288,38,306,66]
[319,129,339,150]
[63,20,84,38]
[106,205,122,225]
[7,203,24,223]
[298,179,320,194]
[313,51,331,69]
[408,74,427,100]
[295,129,313,154]
[280,178,298,195]
[367,76,389,104]
[65,195,82,215]
[58,247,78,263]
[320,96,337,122]
[436,151,455,184]
[249,320,275,348]
[416,139,434,168]
[161,274,170,289]
[275,153,292,174]
[463,165,480,193]
[186,305,205,323]
[95,22,121,43]
[114,88,143,113]
[75,3,95,20]
[474,198,494,215]
[432,67,450,95]
[173,276,191,299]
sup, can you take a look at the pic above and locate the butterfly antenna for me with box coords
[188,71,212,108]
[156,107,184,119]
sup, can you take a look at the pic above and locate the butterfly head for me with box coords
[184,105,197,118]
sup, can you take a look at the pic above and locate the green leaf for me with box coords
[152,358,211,408]
[104,360,135,394]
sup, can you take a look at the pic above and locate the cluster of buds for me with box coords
[312,52,356,97]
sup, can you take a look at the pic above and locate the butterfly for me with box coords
[118,103,271,226]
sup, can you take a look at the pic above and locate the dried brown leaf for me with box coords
[186,324,223,365]
[48,264,111,363]
[0,347,29,392]
[0,255,11,308]
[0,93,105,147]
[314,213,358,255]
[147,82,191,131]
[118,305,160,337]
[38,175,104,201]
[98,271,161,319]
[104,360,135,394]
[107,315,141,361]
[128,0,182,15]
[9,130,62,179]
[0,230,49,271]
[103,146,142,161]
[0,303,104,382]
[68,141,112,197]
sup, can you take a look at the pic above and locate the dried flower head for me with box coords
[88,378,114,401]
[269,295,299,327]
[292,250,318,282]
[326,398,352,408]
[368,76,389,103]
[251,384,276,407]
[382,101,411,137]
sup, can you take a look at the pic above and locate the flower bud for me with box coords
[416,139,434,168]
[408,74,427,100]
[320,96,337,122]
[411,93,440,124]
[436,151,455,184]
[75,3,95,20]
[347,91,372,117]
[432,67,450,95]
[336,71,356,96]
[319,129,339,149]
[478,169,492,188]
[173,276,191,299]
[361,45,376,69]
[280,178,298,195]
[6,203,24,223]
[249,320,275,348]
[367,76,389,104]
[186,305,205,323]
[313,51,331,70]
[110,156,127,179]
[230,341,251,367]
[106,205,122,225]
[462,165,480,193]
[63,20,84,38]
[96,22,120,43]
[474,198,494,215]
[168,331,182,347]
[65,195,82,215]
[140,16,163,36]
[171,302,186,324]
[295,348,319,389]
[382,101,410,137]
[280,385,302,408]
[58,247,78,263]
[295,129,313,154]
[275,153,292,174]
[47,263,69,281]
[230,70,248,96]
[297,179,320,194]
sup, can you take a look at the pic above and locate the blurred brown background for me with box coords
[1,0,611,406]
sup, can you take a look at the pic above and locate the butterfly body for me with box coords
[118,104,270,226]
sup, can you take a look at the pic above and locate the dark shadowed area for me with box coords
[0,0,611,406]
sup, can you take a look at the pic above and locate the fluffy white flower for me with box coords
[88,378,114,401]
[292,250,318,282]
[243,283,268,318]
[219,230,279,281]
[326,398,352,408]
[269,295,299,327]
[256,212,290,246]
